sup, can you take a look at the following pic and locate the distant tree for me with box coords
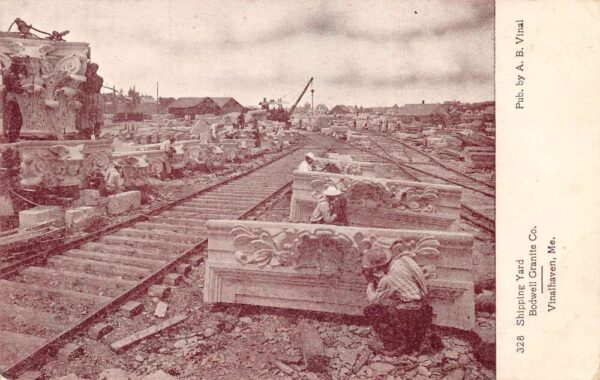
[126,87,141,112]
[159,97,176,113]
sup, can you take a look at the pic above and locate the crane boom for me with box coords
[288,77,313,116]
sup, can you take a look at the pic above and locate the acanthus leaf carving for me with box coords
[231,225,440,279]
[309,176,439,213]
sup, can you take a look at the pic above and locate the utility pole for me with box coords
[156,82,159,114]
[311,86,314,117]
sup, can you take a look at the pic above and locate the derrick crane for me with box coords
[288,77,313,117]
[264,77,313,123]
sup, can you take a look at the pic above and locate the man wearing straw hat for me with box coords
[361,245,437,354]
[309,185,347,225]
[298,152,315,172]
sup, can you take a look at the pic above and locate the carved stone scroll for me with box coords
[290,171,462,231]
[204,220,475,330]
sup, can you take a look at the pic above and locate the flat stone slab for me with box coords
[204,220,475,330]
[19,206,64,228]
[290,170,462,231]
[107,191,141,215]
[65,206,98,231]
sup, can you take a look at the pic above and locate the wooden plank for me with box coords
[147,216,208,227]
[80,242,179,260]
[0,330,46,370]
[48,256,151,280]
[110,314,188,352]
[63,249,166,270]
[97,235,193,251]
[113,228,198,243]
[132,222,206,235]
[0,301,74,336]
[21,266,137,288]
[0,279,110,305]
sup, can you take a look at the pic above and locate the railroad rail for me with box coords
[0,139,329,377]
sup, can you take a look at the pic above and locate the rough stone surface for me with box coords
[370,362,396,374]
[154,301,168,318]
[442,368,465,380]
[106,190,141,215]
[19,206,64,228]
[141,370,177,380]
[473,326,495,368]
[16,370,43,380]
[58,343,84,361]
[163,273,182,286]
[98,368,131,380]
[79,189,100,206]
[65,206,98,231]
[87,323,113,340]
[148,285,171,299]
[120,301,144,317]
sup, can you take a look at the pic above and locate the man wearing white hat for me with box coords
[297,152,315,172]
[309,185,347,225]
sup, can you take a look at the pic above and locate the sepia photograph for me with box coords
[0,1,497,379]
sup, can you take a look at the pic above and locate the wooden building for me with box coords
[168,97,221,118]
[211,97,245,114]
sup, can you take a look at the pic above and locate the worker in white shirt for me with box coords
[104,164,124,194]
[160,136,176,154]
[298,152,315,172]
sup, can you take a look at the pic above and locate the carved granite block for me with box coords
[290,171,462,231]
[204,220,475,330]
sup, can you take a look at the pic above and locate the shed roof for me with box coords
[169,97,214,109]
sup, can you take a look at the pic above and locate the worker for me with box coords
[104,164,124,194]
[329,188,348,226]
[252,121,261,148]
[81,62,103,139]
[309,186,346,225]
[361,246,436,354]
[209,123,220,143]
[161,135,176,155]
[298,152,315,172]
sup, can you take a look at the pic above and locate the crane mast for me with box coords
[288,77,313,116]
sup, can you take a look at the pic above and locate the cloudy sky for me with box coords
[2,0,494,107]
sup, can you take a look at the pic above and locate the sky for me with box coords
[2,0,494,108]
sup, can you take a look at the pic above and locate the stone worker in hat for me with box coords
[309,185,347,225]
[297,152,315,172]
[361,245,437,354]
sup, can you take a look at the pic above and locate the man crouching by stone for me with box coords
[361,246,438,355]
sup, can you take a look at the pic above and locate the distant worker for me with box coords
[361,246,436,354]
[252,121,261,148]
[309,186,345,225]
[161,135,176,155]
[104,164,124,194]
[298,152,315,172]
[237,110,246,129]
[209,123,220,143]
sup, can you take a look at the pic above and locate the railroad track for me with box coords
[0,140,329,378]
